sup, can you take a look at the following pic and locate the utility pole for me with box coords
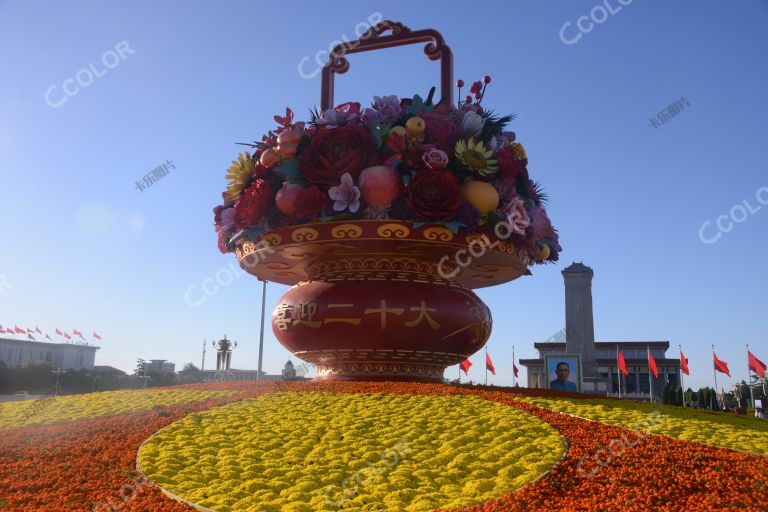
[201,339,207,372]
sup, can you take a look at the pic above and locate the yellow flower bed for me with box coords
[517,396,768,455]
[138,392,565,512]
[0,388,235,429]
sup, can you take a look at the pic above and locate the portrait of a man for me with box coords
[545,355,581,393]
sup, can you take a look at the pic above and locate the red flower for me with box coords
[299,125,374,188]
[406,170,463,221]
[384,133,427,169]
[295,186,327,220]
[496,146,527,184]
[216,230,229,254]
[420,110,458,153]
[234,179,273,230]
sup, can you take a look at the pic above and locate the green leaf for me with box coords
[406,94,435,115]
[273,159,302,180]
[369,119,386,148]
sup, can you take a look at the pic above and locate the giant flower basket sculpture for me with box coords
[213,21,561,382]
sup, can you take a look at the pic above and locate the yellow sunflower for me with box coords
[225,152,255,200]
[454,138,498,176]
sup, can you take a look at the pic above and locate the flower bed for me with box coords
[137,392,564,512]
[0,381,765,511]
[0,388,236,430]
[516,396,768,455]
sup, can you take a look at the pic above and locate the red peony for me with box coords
[299,125,375,188]
[295,186,327,220]
[420,109,458,154]
[406,170,463,221]
[234,179,273,230]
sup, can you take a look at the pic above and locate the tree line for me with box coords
[0,361,205,395]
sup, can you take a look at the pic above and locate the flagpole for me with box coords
[257,279,267,381]
[747,344,755,409]
[617,345,622,398]
[484,346,488,387]
[678,344,685,407]
[712,345,719,409]
[647,345,653,403]
[512,345,516,387]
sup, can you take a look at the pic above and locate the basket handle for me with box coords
[320,20,453,111]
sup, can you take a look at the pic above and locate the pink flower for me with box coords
[328,172,361,213]
[528,205,556,240]
[422,148,449,170]
[317,102,362,128]
[503,195,531,235]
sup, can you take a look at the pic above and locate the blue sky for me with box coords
[1,0,767,390]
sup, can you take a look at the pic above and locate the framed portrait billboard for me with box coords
[544,355,581,393]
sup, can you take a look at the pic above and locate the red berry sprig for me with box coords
[456,75,492,107]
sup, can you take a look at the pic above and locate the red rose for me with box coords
[300,125,375,188]
[295,186,327,220]
[234,179,273,230]
[406,170,463,221]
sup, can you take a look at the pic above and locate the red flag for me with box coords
[459,359,472,375]
[55,328,63,336]
[648,350,659,378]
[485,353,496,375]
[27,334,35,341]
[513,363,519,378]
[618,351,628,376]
[35,326,42,334]
[713,352,731,377]
[14,326,25,334]
[748,351,767,378]
[6,328,14,334]
[680,350,690,375]
[63,333,72,340]
[93,332,102,340]
[73,329,85,340]
[45,334,52,341]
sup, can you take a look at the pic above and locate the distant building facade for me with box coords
[0,337,99,370]
[138,359,175,373]
[519,262,681,398]
[201,360,310,382]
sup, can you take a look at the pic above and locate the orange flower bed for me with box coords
[0,381,765,511]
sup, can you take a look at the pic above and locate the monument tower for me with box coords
[562,262,597,378]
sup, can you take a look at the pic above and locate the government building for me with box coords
[519,262,681,399]
[0,337,99,370]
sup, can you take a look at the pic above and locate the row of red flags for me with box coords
[459,348,766,381]
[0,324,102,343]
[460,353,518,378]
[616,347,766,379]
